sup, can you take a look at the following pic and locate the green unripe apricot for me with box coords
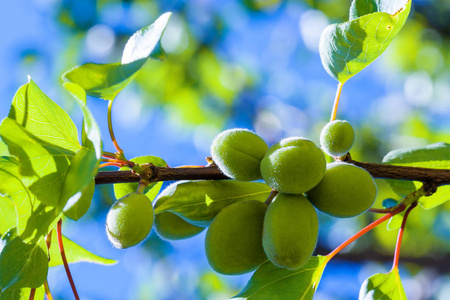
[262,193,318,269]
[155,212,205,240]
[306,162,377,218]
[260,137,326,194]
[320,120,355,157]
[205,200,268,275]
[106,192,154,249]
[210,128,268,181]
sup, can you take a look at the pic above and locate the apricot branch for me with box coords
[94,161,450,186]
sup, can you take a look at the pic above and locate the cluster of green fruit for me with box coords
[202,121,377,274]
[103,120,377,276]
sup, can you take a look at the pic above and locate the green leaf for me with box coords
[384,179,416,197]
[63,181,95,221]
[60,83,102,214]
[8,78,80,153]
[154,180,272,227]
[121,12,171,63]
[382,142,450,168]
[0,118,73,205]
[0,196,16,236]
[359,268,407,300]
[0,285,45,300]
[419,185,450,209]
[0,156,61,243]
[234,256,328,300]
[0,229,48,291]
[0,139,9,156]
[319,0,411,83]
[113,156,167,200]
[48,230,115,267]
[1,81,100,241]
[387,213,404,231]
[383,142,450,209]
[62,13,172,100]
[0,117,73,179]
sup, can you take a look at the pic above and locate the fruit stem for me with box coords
[107,100,124,154]
[45,230,52,261]
[137,180,148,194]
[102,151,118,159]
[330,82,344,122]
[101,158,130,165]
[369,185,427,214]
[326,206,404,261]
[264,190,278,206]
[391,202,417,271]
[44,281,53,300]
[57,219,80,300]
[29,289,36,300]
[99,162,126,169]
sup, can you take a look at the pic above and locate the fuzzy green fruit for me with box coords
[205,200,268,275]
[262,193,318,269]
[306,162,377,218]
[210,128,268,181]
[155,212,205,240]
[106,192,154,249]
[260,137,326,194]
[320,120,355,157]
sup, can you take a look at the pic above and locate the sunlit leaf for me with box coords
[234,256,328,299]
[319,0,411,83]
[0,139,9,156]
[62,13,172,100]
[0,196,16,236]
[121,12,172,63]
[359,268,407,300]
[154,181,272,227]
[0,285,45,300]
[0,157,61,243]
[59,83,102,219]
[0,118,73,205]
[8,79,80,153]
[48,230,115,267]
[113,156,167,200]
[383,142,450,209]
[0,229,48,291]
[387,213,404,231]
[63,181,95,221]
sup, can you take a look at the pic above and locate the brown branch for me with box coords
[348,160,450,186]
[94,161,450,186]
[95,165,228,185]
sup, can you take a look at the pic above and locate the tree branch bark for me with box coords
[94,161,450,186]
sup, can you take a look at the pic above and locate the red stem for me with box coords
[29,289,36,300]
[57,219,80,300]
[101,158,129,164]
[99,162,125,169]
[391,202,417,271]
[326,206,404,260]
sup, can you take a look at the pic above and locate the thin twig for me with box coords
[391,202,418,271]
[326,206,405,261]
[57,219,80,300]
[29,289,36,300]
[107,100,123,154]
[44,281,53,300]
